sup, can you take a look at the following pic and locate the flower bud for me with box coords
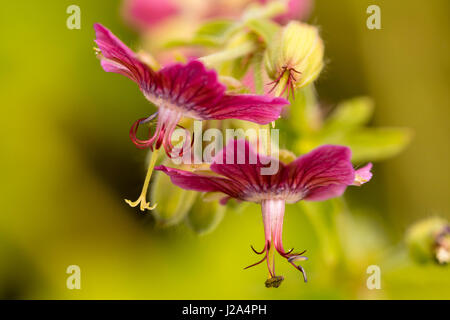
[186,195,225,235]
[265,21,324,97]
[151,161,198,227]
[406,217,450,265]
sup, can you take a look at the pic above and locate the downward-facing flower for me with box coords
[93,23,288,211]
[155,139,372,287]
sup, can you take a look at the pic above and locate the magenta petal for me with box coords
[210,139,283,197]
[94,25,287,125]
[94,23,157,89]
[155,139,284,203]
[201,94,288,125]
[283,145,355,201]
[156,142,366,205]
[123,0,179,30]
[157,61,287,124]
[273,0,313,24]
[156,60,225,112]
[353,163,373,186]
[154,165,242,199]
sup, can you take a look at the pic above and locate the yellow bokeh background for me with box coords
[0,0,448,299]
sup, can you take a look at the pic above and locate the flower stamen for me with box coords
[125,148,159,211]
[130,113,160,150]
[250,244,266,255]
[244,255,267,270]
[246,199,309,286]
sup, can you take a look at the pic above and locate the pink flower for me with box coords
[94,24,288,211]
[122,0,313,31]
[122,0,179,31]
[156,140,372,286]
[259,0,313,25]
[94,23,287,153]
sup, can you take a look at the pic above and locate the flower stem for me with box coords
[125,148,159,211]
[251,52,264,95]
[199,42,256,67]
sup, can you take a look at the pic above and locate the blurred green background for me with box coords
[0,0,448,299]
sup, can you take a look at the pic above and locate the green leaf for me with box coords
[186,196,226,235]
[291,95,411,162]
[294,127,412,163]
[151,169,198,227]
[322,97,374,134]
[196,20,235,39]
[334,127,412,162]
[245,18,280,44]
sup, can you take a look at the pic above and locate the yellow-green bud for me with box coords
[406,217,450,265]
[265,22,324,97]
[186,195,226,235]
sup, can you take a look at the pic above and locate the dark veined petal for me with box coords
[154,165,243,200]
[155,140,285,203]
[201,94,287,125]
[156,60,225,113]
[282,145,355,201]
[94,23,158,91]
[95,24,288,124]
[156,142,369,205]
[157,62,288,125]
[210,139,284,197]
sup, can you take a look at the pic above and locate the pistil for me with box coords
[245,199,308,287]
